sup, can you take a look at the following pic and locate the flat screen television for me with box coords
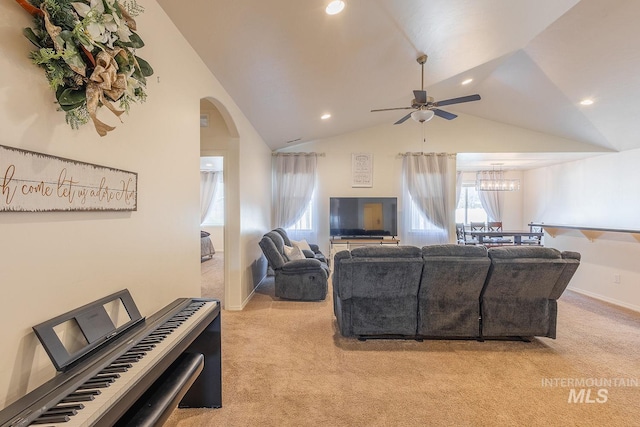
[329,197,398,238]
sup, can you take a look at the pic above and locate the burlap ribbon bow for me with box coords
[86,49,127,136]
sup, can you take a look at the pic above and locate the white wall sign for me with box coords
[352,152,373,187]
[0,145,137,212]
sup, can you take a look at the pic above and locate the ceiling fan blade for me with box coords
[413,90,427,104]
[371,107,414,112]
[433,109,457,120]
[394,112,413,125]
[435,94,481,107]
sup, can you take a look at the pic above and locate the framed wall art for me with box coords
[351,153,373,188]
[0,145,137,212]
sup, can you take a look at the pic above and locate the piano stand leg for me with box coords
[179,311,222,408]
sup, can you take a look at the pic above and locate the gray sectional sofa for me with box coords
[332,244,580,340]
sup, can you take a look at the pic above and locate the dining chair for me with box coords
[457,223,478,245]
[522,225,543,245]
[487,221,512,245]
[455,223,465,244]
[486,221,503,231]
[470,222,486,231]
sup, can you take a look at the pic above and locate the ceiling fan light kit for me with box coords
[411,109,435,123]
[371,54,481,125]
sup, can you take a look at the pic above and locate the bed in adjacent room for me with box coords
[201,230,215,261]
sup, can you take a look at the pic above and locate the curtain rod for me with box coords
[272,152,325,157]
[397,152,456,158]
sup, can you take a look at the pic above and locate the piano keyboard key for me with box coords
[39,408,78,416]
[31,414,70,424]
[59,394,95,404]
[75,383,110,390]
[30,300,216,426]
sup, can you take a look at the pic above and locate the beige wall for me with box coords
[523,150,640,311]
[0,0,270,408]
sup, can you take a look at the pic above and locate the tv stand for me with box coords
[329,238,401,265]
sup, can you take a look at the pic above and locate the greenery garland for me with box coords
[16,0,154,136]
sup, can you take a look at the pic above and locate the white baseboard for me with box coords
[226,276,263,311]
[567,286,640,313]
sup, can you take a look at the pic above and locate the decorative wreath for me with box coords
[15,0,154,136]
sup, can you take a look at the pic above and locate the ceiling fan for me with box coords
[371,54,481,124]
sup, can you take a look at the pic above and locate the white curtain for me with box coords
[476,171,503,221]
[455,171,463,208]
[401,153,456,246]
[200,171,220,225]
[273,153,318,230]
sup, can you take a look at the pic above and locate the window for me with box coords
[408,195,441,231]
[201,173,224,226]
[456,185,487,224]
[286,196,314,232]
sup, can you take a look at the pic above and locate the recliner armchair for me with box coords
[258,231,328,301]
[272,228,327,264]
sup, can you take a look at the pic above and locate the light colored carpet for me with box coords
[201,253,224,307]
[166,279,640,427]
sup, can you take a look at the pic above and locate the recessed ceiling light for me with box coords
[462,78,473,85]
[325,1,345,15]
[205,163,213,167]
[321,113,332,120]
[580,99,594,106]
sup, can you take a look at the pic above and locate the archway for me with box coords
[200,97,239,309]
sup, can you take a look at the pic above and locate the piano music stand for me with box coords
[32,289,144,371]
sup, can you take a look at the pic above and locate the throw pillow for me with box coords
[283,245,305,261]
[291,239,312,252]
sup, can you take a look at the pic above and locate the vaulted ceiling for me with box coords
[158,0,640,169]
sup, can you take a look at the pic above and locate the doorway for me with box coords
[200,98,234,307]
[200,156,224,303]
[363,203,383,230]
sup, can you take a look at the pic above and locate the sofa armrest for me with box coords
[309,243,321,254]
[302,249,316,258]
[281,258,326,275]
[562,251,581,261]
[332,250,352,299]
[548,251,582,299]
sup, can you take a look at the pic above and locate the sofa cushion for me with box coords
[265,231,286,253]
[258,234,286,270]
[488,246,562,259]
[273,227,292,246]
[350,245,421,258]
[422,244,488,258]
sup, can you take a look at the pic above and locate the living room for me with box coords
[1,0,639,425]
